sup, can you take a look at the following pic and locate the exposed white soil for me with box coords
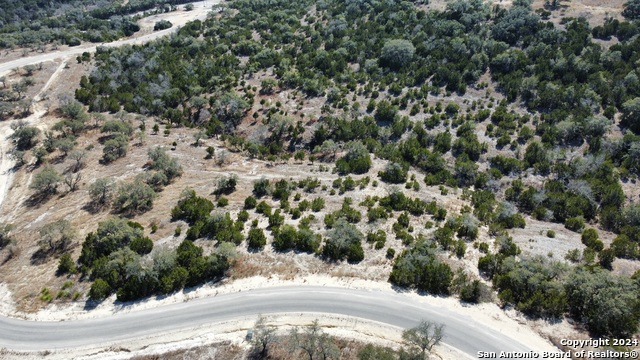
[0,273,559,360]
[0,60,66,213]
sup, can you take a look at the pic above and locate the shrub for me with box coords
[89,279,111,301]
[565,216,585,232]
[244,196,257,209]
[566,268,640,337]
[113,180,156,215]
[154,20,173,31]
[380,39,415,69]
[386,247,396,259]
[272,179,291,200]
[455,213,479,240]
[322,219,364,262]
[598,248,615,269]
[367,207,389,223]
[546,230,555,238]
[455,240,467,258]
[460,280,486,304]
[389,242,452,295]
[129,237,153,255]
[298,199,310,212]
[237,210,249,222]
[565,249,582,263]
[214,174,238,195]
[57,253,77,275]
[273,225,298,251]
[78,221,139,272]
[296,228,321,253]
[611,235,639,259]
[40,288,53,302]
[247,228,267,250]
[336,141,371,175]
[494,257,568,318]
[581,228,603,251]
[198,213,243,244]
[147,146,182,184]
[256,201,272,216]
[253,177,271,197]
[171,190,214,225]
[367,230,387,244]
[378,162,408,184]
[434,226,455,251]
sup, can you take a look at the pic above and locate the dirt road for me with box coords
[0,0,221,77]
[0,1,221,215]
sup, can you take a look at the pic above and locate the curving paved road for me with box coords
[0,286,544,357]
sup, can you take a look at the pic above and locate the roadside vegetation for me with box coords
[247,316,444,360]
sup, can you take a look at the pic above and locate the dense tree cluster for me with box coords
[78,217,228,301]
[480,238,640,337]
[322,219,364,262]
[0,0,152,49]
[171,190,214,225]
[389,240,453,295]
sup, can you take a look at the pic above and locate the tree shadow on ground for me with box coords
[23,192,54,208]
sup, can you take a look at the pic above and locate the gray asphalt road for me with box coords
[0,286,539,357]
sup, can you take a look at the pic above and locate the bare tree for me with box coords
[314,139,339,160]
[23,64,37,76]
[18,99,31,116]
[68,150,87,172]
[401,320,445,359]
[193,130,206,147]
[64,172,82,192]
[12,80,27,98]
[249,315,276,359]
[135,130,146,146]
[38,219,76,254]
[289,319,339,360]
[92,113,106,128]
[216,150,228,166]
[89,177,114,207]
[0,223,15,249]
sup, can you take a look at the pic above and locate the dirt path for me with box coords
[0,0,221,77]
[0,79,63,213]
[0,0,221,211]
[0,61,67,219]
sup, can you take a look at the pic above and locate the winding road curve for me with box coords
[0,286,540,357]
